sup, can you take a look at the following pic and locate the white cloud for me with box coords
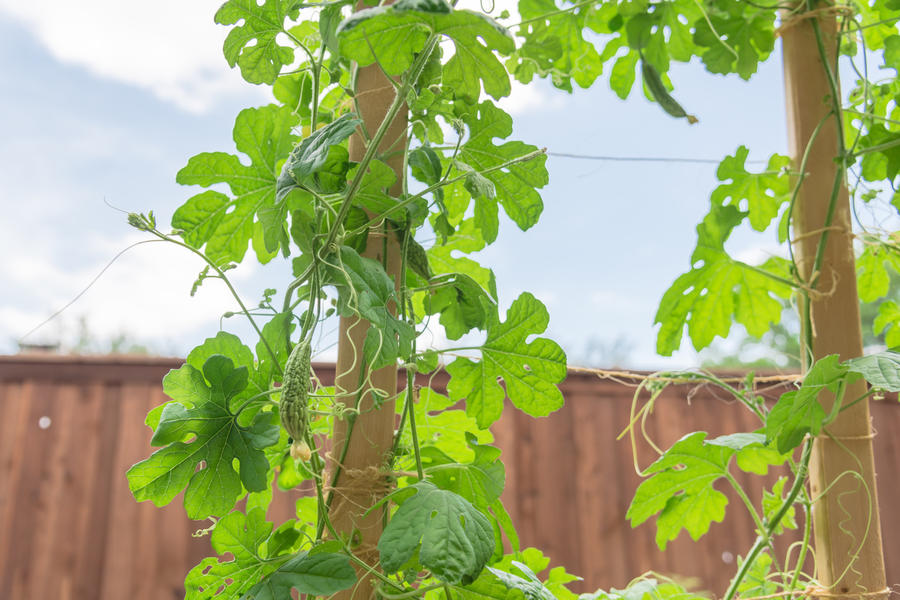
[1,230,264,353]
[498,80,564,116]
[732,241,786,265]
[0,0,549,115]
[0,0,267,113]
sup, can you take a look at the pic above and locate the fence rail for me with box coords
[0,355,896,598]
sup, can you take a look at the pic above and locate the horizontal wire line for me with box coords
[547,151,766,164]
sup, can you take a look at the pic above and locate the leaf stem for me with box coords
[232,388,281,418]
[838,387,877,414]
[735,259,802,291]
[725,472,784,575]
[146,227,282,374]
[399,224,425,479]
[722,440,812,600]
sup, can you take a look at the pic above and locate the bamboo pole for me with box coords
[327,60,407,600]
[781,10,887,596]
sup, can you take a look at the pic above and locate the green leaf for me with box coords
[276,114,361,201]
[766,355,855,453]
[691,3,777,79]
[184,509,283,599]
[857,124,900,182]
[704,433,787,474]
[148,361,210,430]
[327,245,415,368]
[422,433,505,508]
[761,478,797,536]
[462,549,580,600]
[379,482,494,584]
[241,552,356,599]
[579,578,703,600]
[172,190,232,248]
[874,301,900,348]
[273,72,314,117]
[610,52,638,99]
[127,356,279,519]
[425,273,496,340]
[175,105,299,264]
[337,0,515,101]
[144,333,267,432]
[447,292,566,428]
[411,145,445,189]
[856,244,897,302]
[511,0,603,91]
[655,205,792,355]
[347,160,418,224]
[257,312,294,387]
[626,431,760,549]
[846,350,900,392]
[216,0,300,84]
[189,331,270,405]
[485,562,554,600]
[396,387,495,464]
[710,147,791,232]
[460,102,548,233]
[428,220,497,299]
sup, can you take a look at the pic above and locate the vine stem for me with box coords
[722,440,813,600]
[232,388,280,419]
[143,226,282,374]
[789,495,814,592]
[725,473,785,576]
[785,112,830,295]
[399,225,425,480]
[320,35,439,256]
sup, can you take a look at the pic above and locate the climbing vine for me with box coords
[511,0,899,596]
[125,0,900,598]
[127,0,569,597]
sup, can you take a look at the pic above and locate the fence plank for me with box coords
[1,357,898,598]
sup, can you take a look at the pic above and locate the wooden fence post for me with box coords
[327,52,407,600]
[781,8,887,596]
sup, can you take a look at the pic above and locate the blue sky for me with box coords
[0,1,793,368]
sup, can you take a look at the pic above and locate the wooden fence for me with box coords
[0,355,897,598]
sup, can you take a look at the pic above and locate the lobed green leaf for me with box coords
[655,204,792,355]
[337,0,515,101]
[175,105,299,264]
[127,355,279,519]
[447,292,567,428]
[627,431,783,549]
[216,0,300,84]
